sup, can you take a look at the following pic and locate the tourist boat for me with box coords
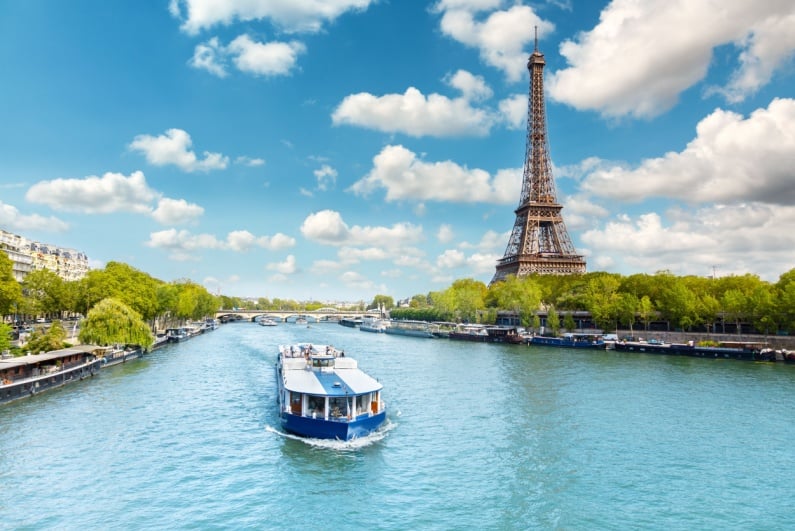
[384,320,435,338]
[0,346,102,405]
[275,343,386,440]
[529,333,606,349]
[259,318,278,327]
[97,345,143,368]
[295,317,308,325]
[359,316,389,333]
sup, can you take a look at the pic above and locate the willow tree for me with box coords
[79,297,154,348]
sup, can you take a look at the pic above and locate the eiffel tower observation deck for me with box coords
[491,30,586,285]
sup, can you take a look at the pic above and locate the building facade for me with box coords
[0,229,89,282]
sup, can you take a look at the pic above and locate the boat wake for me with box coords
[265,420,396,450]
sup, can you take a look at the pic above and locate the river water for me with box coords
[1,322,793,529]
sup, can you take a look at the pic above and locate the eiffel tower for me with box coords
[491,30,586,285]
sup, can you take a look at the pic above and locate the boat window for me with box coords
[307,395,325,416]
[329,397,347,418]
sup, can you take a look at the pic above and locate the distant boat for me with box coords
[295,317,308,325]
[339,317,362,328]
[359,316,389,333]
[259,318,278,327]
[97,345,143,368]
[530,333,606,349]
[384,320,435,339]
[448,325,524,344]
[275,343,386,440]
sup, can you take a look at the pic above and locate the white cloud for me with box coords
[313,164,337,191]
[0,201,69,232]
[146,228,295,257]
[582,203,795,281]
[498,94,526,130]
[437,224,454,243]
[547,1,795,118]
[173,0,376,34]
[332,87,496,137]
[267,254,297,275]
[25,170,204,226]
[434,3,553,82]
[235,156,265,167]
[459,229,508,251]
[349,144,520,204]
[436,249,466,268]
[466,252,500,274]
[445,69,493,101]
[129,129,228,172]
[189,37,227,77]
[300,209,423,248]
[152,198,204,225]
[582,99,795,205]
[339,270,382,291]
[228,34,306,77]
[26,171,158,215]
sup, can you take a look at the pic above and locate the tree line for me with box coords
[388,269,795,336]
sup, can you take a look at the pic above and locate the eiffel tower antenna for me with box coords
[491,29,586,284]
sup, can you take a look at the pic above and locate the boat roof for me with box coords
[279,344,382,396]
[0,345,97,370]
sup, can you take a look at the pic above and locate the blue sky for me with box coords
[1,1,794,302]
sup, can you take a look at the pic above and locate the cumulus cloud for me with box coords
[332,83,497,137]
[25,170,203,225]
[348,144,520,204]
[172,0,376,34]
[547,1,795,118]
[300,209,423,248]
[498,94,526,130]
[582,203,795,281]
[129,129,228,172]
[146,229,295,258]
[436,249,466,269]
[582,98,795,205]
[433,2,553,82]
[152,198,204,225]
[190,34,305,78]
[437,224,455,243]
[267,254,297,275]
[0,201,69,232]
[27,171,157,215]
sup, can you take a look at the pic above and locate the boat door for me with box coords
[290,392,302,414]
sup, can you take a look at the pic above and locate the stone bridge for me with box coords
[214,309,371,323]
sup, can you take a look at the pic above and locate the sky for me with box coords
[1,0,794,302]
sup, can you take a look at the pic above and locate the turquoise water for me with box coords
[1,322,794,529]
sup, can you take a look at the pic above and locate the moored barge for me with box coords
[1,346,102,405]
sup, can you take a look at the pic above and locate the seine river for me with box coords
[2,322,794,529]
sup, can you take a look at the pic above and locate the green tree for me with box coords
[487,275,542,328]
[563,312,576,332]
[637,295,655,331]
[546,306,560,335]
[79,298,154,348]
[370,294,395,311]
[22,268,65,318]
[0,323,12,353]
[0,252,23,317]
[25,320,68,353]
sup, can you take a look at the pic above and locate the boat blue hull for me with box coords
[531,336,606,349]
[280,411,387,440]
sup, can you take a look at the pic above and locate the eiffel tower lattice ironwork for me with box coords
[491,31,586,285]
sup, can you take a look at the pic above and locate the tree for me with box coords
[0,323,12,353]
[487,275,542,328]
[79,298,154,348]
[22,268,65,318]
[637,295,655,331]
[25,320,68,353]
[546,306,560,336]
[370,294,394,311]
[0,252,23,317]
